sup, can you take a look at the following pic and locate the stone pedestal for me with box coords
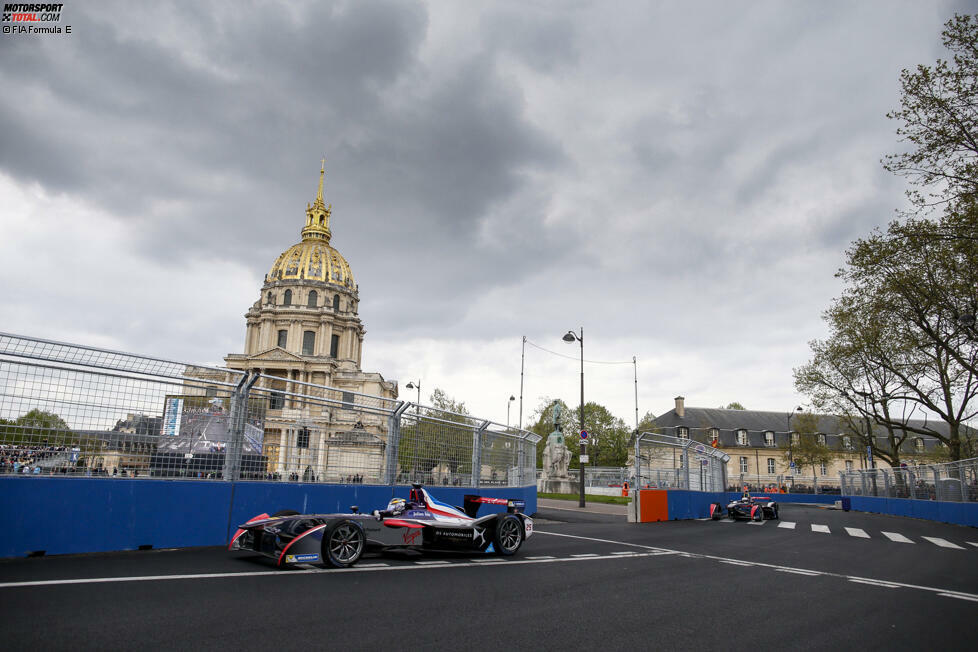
[537,477,579,495]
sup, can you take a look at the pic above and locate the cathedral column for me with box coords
[317,321,327,356]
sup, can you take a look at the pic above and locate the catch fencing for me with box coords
[633,432,729,492]
[0,332,540,488]
[840,457,978,502]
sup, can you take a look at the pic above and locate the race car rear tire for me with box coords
[322,520,365,568]
[272,510,300,517]
[494,514,524,556]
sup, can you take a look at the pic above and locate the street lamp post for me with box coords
[563,328,585,508]
[405,380,421,416]
[507,395,515,428]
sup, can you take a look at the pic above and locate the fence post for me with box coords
[633,435,642,488]
[384,402,409,485]
[222,372,256,482]
[471,421,489,488]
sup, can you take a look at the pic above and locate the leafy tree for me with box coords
[529,398,632,468]
[637,410,657,433]
[790,413,834,491]
[528,398,573,469]
[883,14,978,214]
[397,388,475,479]
[0,409,73,445]
[721,402,746,410]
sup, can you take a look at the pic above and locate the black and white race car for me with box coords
[709,492,779,521]
[229,484,533,568]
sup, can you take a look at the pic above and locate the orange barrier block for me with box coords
[638,489,668,522]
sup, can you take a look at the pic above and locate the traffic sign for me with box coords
[580,455,589,464]
[580,430,588,439]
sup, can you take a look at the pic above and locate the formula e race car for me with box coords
[229,484,533,568]
[709,493,779,521]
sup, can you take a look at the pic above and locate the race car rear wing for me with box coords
[462,495,526,518]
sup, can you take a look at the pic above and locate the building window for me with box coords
[297,427,310,449]
[736,429,748,446]
[767,458,776,474]
[330,334,340,358]
[283,289,292,305]
[205,385,217,398]
[819,462,828,476]
[816,433,826,446]
[302,331,316,355]
[267,292,273,305]
[842,436,853,450]
[845,460,853,472]
[740,457,748,473]
[332,294,340,310]
[914,438,925,452]
[677,426,689,441]
[277,330,287,348]
[790,432,800,446]
[307,290,318,308]
[342,391,355,406]
[269,392,284,410]
[764,431,775,447]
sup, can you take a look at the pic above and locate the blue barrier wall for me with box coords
[660,491,849,521]
[850,496,978,528]
[0,477,536,558]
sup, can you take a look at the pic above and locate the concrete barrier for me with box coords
[0,477,537,558]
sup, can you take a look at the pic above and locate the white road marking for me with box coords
[849,578,901,589]
[845,528,870,539]
[471,558,505,563]
[354,563,389,568]
[526,555,555,560]
[968,542,978,548]
[415,560,450,565]
[938,593,978,602]
[571,553,599,557]
[882,532,914,544]
[747,519,767,526]
[778,521,796,529]
[611,551,636,555]
[922,537,965,550]
[720,560,753,566]
[811,524,831,534]
[777,569,821,576]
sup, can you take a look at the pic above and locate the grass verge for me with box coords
[537,492,631,505]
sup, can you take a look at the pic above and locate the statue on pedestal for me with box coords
[542,402,570,479]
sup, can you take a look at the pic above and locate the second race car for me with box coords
[229,484,533,568]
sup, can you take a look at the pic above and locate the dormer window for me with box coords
[710,428,719,446]
[764,431,775,447]
[816,433,826,446]
[737,429,748,446]
[914,438,925,452]
[790,432,800,446]
[842,436,853,450]
[677,427,689,441]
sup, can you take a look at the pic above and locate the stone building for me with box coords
[652,396,957,491]
[220,161,398,480]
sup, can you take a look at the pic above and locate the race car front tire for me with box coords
[322,520,365,568]
[494,514,524,556]
[771,506,779,520]
[752,508,764,522]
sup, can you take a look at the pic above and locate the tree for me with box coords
[790,413,834,491]
[528,398,574,469]
[883,14,978,214]
[795,208,978,461]
[397,388,475,480]
[529,398,632,468]
[721,402,746,410]
[0,409,73,445]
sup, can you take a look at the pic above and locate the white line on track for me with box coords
[526,556,555,560]
[747,520,766,526]
[776,569,821,576]
[471,558,506,563]
[811,524,831,534]
[845,528,870,539]
[720,560,754,566]
[571,553,599,558]
[611,551,636,555]
[922,537,965,550]
[968,542,978,548]
[882,532,914,544]
[778,521,796,529]
[938,592,978,602]
[848,579,901,589]
[415,560,450,565]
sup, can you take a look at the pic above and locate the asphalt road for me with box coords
[1,504,975,650]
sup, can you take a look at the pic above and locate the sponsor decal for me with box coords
[285,554,296,563]
[434,528,473,540]
[292,553,319,562]
[402,529,421,545]
[405,510,430,518]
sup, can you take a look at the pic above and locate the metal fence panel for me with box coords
[0,332,539,488]
[839,457,978,502]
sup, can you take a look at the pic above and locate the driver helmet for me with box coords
[387,497,406,515]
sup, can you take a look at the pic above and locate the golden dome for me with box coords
[266,160,355,290]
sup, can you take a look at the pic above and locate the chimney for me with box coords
[675,396,685,418]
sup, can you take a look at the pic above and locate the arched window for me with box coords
[277,330,287,348]
[332,294,340,310]
[736,429,748,446]
[330,334,340,358]
[764,431,775,447]
[307,290,318,308]
[283,290,292,305]
[267,292,273,305]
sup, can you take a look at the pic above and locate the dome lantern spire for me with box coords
[302,157,332,244]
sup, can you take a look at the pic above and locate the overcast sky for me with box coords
[2,0,974,429]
